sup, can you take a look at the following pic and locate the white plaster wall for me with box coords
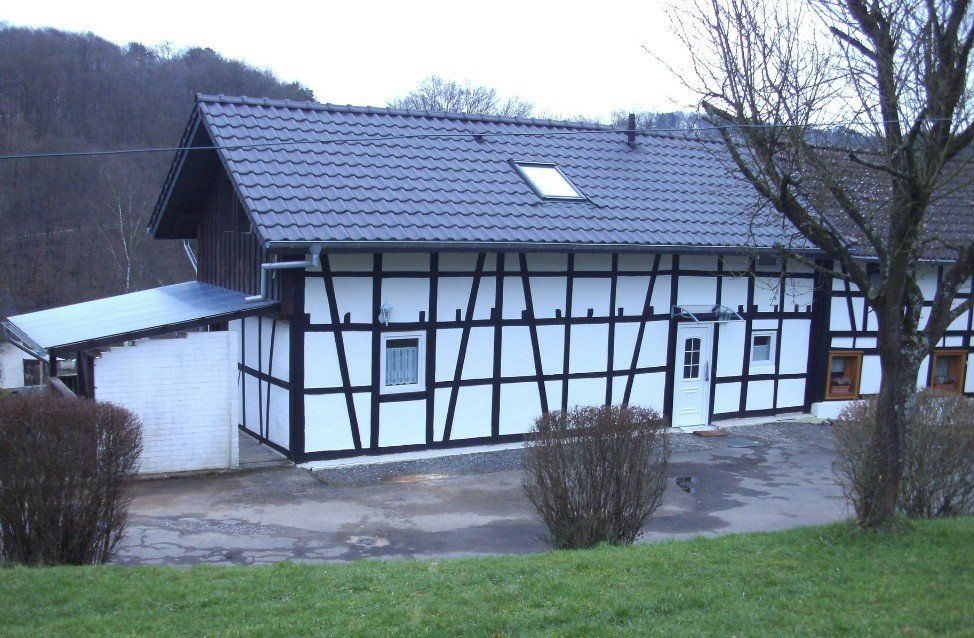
[302,251,817,454]
[239,316,290,448]
[824,264,972,401]
[94,332,239,475]
[0,342,31,388]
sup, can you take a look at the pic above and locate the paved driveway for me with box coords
[116,422,847,565]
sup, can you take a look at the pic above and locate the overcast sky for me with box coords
[3,0,697,121]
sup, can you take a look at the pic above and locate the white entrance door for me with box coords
[671,323,713,428]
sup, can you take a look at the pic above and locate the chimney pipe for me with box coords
[626,113,637,149]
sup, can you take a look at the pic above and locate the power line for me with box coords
[0,117,951,162]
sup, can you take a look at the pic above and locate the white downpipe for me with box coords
[182,240,199,273]
[245,246,322,302]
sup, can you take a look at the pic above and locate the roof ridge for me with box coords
[195,93,616,131]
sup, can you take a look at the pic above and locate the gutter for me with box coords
[259,240,958,265]
[260,239,822,256]
[245,245,322,303]
[0,319,47,362]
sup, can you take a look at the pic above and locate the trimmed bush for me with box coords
[0,393,142,565]
[523,405,669,549]
[833,390,974,520]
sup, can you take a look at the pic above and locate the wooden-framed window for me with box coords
[929,349,967,394]
[825,350,863,400]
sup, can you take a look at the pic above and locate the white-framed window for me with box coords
[750,331,776,368]
[380,332,425,393]
[512,162,585,200]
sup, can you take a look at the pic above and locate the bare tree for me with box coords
[0,25,314,312]
[389,75,534,117]
[99,164,149,292]
[672,0,974,527]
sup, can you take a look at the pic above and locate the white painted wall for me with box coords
[825,264,974,399]
[0,341,32,388]
[297,251,817,455]
[236,316,290,449]
[94,332,239,475]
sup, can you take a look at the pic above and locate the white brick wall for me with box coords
[94,332,239,475]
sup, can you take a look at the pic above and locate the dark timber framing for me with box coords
[425,254,439,445]
[520,253,550,413]
[821,262,974,397]
[706,256,724,422]
[369,254,383,449]
[561,253,575,412]
[662,255,681,419]
[288,271,307,461]
[321,254,362,450]
[252,250,827,461]
[442,253,487,442]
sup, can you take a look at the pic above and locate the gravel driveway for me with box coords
[116,421,847,565]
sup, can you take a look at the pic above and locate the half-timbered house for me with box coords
[4,94,972,465]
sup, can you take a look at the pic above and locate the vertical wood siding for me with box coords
[195,174,275,299]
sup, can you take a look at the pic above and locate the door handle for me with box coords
[704,361,710,381]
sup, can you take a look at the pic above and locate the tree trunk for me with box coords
[863,322,920,527]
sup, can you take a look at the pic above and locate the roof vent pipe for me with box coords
[245,245,322,303]
[626,113,637,149]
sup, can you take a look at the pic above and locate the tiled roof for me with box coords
[164,94,800,251]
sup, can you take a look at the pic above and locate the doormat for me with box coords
[692,428,730,438]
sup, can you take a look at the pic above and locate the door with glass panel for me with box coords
[671,323,713,427]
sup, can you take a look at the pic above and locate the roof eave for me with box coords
[263,239,822,256]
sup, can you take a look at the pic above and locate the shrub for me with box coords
[900,391,974,518]
[833,390,974,521]
[522,405,669,549]
[832,399,881,523]
[0,393,142,565]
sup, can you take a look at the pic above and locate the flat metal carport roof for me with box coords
[1,281,278,360]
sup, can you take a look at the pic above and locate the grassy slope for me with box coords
[1,519,972,637]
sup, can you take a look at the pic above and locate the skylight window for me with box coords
[514,163,585,200]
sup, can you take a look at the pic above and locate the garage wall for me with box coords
[94,332,239,475]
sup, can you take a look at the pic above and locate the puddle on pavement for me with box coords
[676,476,698,495]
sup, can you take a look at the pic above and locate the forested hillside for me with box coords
[0,25,314,313]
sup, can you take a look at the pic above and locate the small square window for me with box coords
[930,350,967,394]
[756,255,781,270]
[513,162,584,200]
[381,333,424,393]
[751,332,775,365]
[825,351,863,400]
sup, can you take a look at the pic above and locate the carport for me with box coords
[1,281,277,398]
[1,281,280,474]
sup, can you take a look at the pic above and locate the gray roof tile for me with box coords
[161,94,815,251]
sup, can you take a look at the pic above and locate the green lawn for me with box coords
[1,519,972,637]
